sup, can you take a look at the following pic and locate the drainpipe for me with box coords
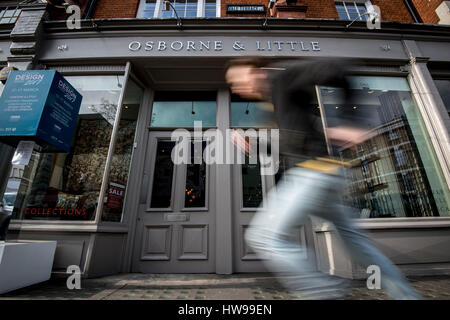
[84,0,98,19]
[403,0,422,23]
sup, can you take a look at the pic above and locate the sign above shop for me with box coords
[0,70,82,153]
[128,39,321,53]
[226,4,266,14]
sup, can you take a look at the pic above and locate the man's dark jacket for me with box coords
[267,59,357,168]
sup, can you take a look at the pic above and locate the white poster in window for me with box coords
[12,141,35,166]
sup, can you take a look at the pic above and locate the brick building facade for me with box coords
[43,0,446,25]
[411,0,443,23]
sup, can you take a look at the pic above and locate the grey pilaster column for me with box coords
[402,40,450,188]
[215,88,233,274]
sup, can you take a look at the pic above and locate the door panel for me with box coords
[232,153,317,272]
[133,131,215,273]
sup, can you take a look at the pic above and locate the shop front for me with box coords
[4,19,450,278]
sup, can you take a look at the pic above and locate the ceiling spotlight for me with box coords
[368,90,374,94]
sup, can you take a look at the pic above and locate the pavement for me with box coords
[1,273,450,300]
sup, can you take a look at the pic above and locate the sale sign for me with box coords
[105,181,126,211]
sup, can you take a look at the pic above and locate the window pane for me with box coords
[150,141,175,208]
[102,80,143,222]
[4,10,14,17]
[434,79,450,116]
[11,76,124,221]
[185,141,207,208]
[242,156,263,208]
[151,92,217,127]
[185,10,197,18]
[231,99,276,127]
[161,10,173,18]
[143,2,156,18]
[336,5,349,20]
[357,4,367,20]
[320,76,450,218]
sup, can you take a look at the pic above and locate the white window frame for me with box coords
[335,1,372,21]
[137,0,219,18]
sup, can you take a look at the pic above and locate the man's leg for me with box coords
[245,167,346,295]
[311,171,421,300]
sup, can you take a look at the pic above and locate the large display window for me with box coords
[319,76,450,218]
[9,75,134,221]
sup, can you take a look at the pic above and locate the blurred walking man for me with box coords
[225,58,421,300]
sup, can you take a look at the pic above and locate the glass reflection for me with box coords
[150,92,217,127]
[150,141,175,208]
[185,141,207,208]
[242,154,263,208]
[102,80,143,222]
[10,75,124,221]
[321,76,450,218]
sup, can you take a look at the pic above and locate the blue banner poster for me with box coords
[0,70,82,152]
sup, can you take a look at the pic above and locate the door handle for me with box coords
[140,173,149,204]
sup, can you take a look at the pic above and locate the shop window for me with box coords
[0,7,21,24]
[150,91,217,127]
[335,1,368,21]
[319,76,450,218]
[138,0,218,18]
[10,75,124,221]
[102,79,144,222]
[434,79,450,117]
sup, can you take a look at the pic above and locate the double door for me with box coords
[132,130,316,273]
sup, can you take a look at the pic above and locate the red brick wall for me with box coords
[93,0,140,19]
[371,0,415,22]
[410,0,442,23]
[304,0,339,19]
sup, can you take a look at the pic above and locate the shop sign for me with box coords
[106,181,126,211]
[128,39,321,53]
[226,5,265,14]
[0,70,82,152]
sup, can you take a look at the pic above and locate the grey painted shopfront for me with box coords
[2,10,450,278]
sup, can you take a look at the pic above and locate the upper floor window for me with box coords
[335,1,368,21]
[138,0,218,18]
[0,7,21,24]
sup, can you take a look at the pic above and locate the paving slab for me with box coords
[0,273,449,300]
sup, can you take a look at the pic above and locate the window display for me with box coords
[10,75,124,220]
[319,76,450,218]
